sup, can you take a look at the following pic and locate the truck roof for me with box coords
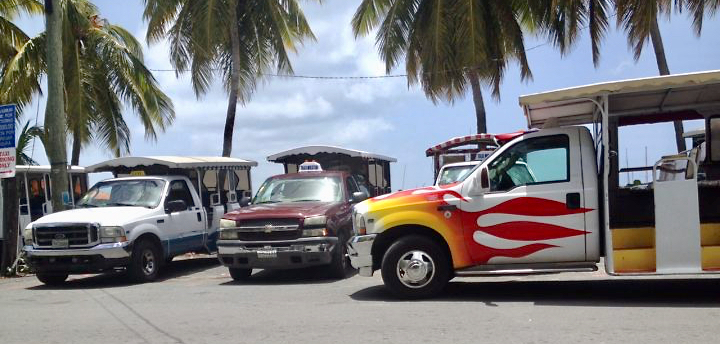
[268,170,347,180]
[267,145,397,163]
[16,165,86,174]
[86,156,258,173]
[519,69,720,128]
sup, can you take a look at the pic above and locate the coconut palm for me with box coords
[527,0,719,152]
[143,0,317,157]
[16,121,44,166]
[0,0,43,71]
[352,1,533,134]
[0,0,175,165]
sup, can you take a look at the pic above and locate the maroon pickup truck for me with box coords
[216,170,368,280]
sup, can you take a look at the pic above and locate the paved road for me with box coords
[1,257,719,344]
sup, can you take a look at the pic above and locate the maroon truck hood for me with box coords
[224,201,339,221]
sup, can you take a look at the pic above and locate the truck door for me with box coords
[460,128,589,265]
[165,180,205,255]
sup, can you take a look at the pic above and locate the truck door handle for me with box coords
[566,193,581,209]
[437,204,457,212]
[196,212,202,222]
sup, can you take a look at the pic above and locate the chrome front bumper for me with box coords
[347,234,376,277]
[24,242,132,259]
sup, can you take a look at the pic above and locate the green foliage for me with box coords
[352,0,532,102]
[0,0,175,158]
[16,120,44,166]
[143,0,318,101]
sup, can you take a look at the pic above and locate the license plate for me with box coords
[52,238,69,248]
[257,248,277,259]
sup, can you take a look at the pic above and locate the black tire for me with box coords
[229,268,252,281]
[36,273,68,286]
[327,232,352,279]
[128,239,162,283]
[380,235,450,299]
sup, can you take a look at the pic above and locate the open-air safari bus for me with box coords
[17,165,88,231]
[519,69,720,274]
[267,145,396,197]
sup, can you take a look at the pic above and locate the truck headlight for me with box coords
[303,215,326,227]
[220,219,237,228]
[354,215,366,235]
[23,227,33,246]
[219,229,238,240]
[100,226,127,243]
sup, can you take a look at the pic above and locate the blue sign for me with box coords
[0,104,15,149]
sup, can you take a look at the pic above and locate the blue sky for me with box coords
[12,1,720,190]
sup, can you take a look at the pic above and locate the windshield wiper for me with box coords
[77,204,97,208]
[292,199,323,202]
[106,202,137,207]
[255,200,281,204]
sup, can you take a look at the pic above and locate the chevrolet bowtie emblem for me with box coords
[263,224,274,233]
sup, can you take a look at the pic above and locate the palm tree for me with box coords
[0,0,43,71]
[352,1,533,135]
[16,121,44,166]
[528,0,719,152]
[143,0,317,157]
[0,0,175,165]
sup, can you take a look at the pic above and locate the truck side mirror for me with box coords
[239,196,251,207]
[350,191,368,203]
[481,168,490,189]
[470,168,491,196]
[165,200,187,213]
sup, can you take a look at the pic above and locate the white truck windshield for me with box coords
[437,165,477,185]
[77,179,166,208]
[254,177,342,204]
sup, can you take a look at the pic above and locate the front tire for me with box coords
[36,273,68,286]
[381,235,450,299]
[328,232,351,279]
[128,239,162,283]
[229,268,252,281]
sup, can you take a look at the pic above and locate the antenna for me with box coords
[401,163,407,190]
[645,146,649,183]
[626,148,630,185]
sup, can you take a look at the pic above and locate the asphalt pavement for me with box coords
[1,256,719,344]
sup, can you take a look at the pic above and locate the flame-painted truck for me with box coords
[348,70,720,298]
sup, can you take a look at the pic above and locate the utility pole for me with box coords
[44,0,69,212]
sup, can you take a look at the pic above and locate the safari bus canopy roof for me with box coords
[86,156,258,173]
[519,69,720,128]
[267,145,397,163]
[16,165,86,174]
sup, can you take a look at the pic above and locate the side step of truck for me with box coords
[455,262,598,276]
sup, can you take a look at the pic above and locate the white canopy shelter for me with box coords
[267,146,396,163]
[86,156,257,173]
[520,70,720,128]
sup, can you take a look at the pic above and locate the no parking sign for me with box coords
[0,104,16,178]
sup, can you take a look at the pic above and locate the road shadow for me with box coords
[26,257,220,290]
[219,266,358,286]
[350,278,720,307]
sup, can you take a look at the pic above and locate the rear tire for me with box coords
[229,268,252,281]
[328,232,351,279]
[128,239,162,283]
[380,235,450,299]
[36,273,68,286]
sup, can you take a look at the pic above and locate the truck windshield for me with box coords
[437,165,477,185]
[77,179,166,208]
[254,176,342,204]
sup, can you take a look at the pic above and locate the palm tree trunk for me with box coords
[222,0,242,158]
[650,18,686,153]
[469,73,487,134]
[71,134,81,166]
[44,0,69,211]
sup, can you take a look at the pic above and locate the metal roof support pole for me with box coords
[599,94,615,274]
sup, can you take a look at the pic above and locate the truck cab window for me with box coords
[167,180,195,208]
[488,135,569,192]
[710,116,720,162]
[346,176,359,198]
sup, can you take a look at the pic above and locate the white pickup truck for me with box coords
[23,156,256,285]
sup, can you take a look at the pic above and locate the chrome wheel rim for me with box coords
[142,249,155,275]
[396,250,435,289]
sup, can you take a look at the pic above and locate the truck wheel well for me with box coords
[135,233,164,257]
[371,225,453,271]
